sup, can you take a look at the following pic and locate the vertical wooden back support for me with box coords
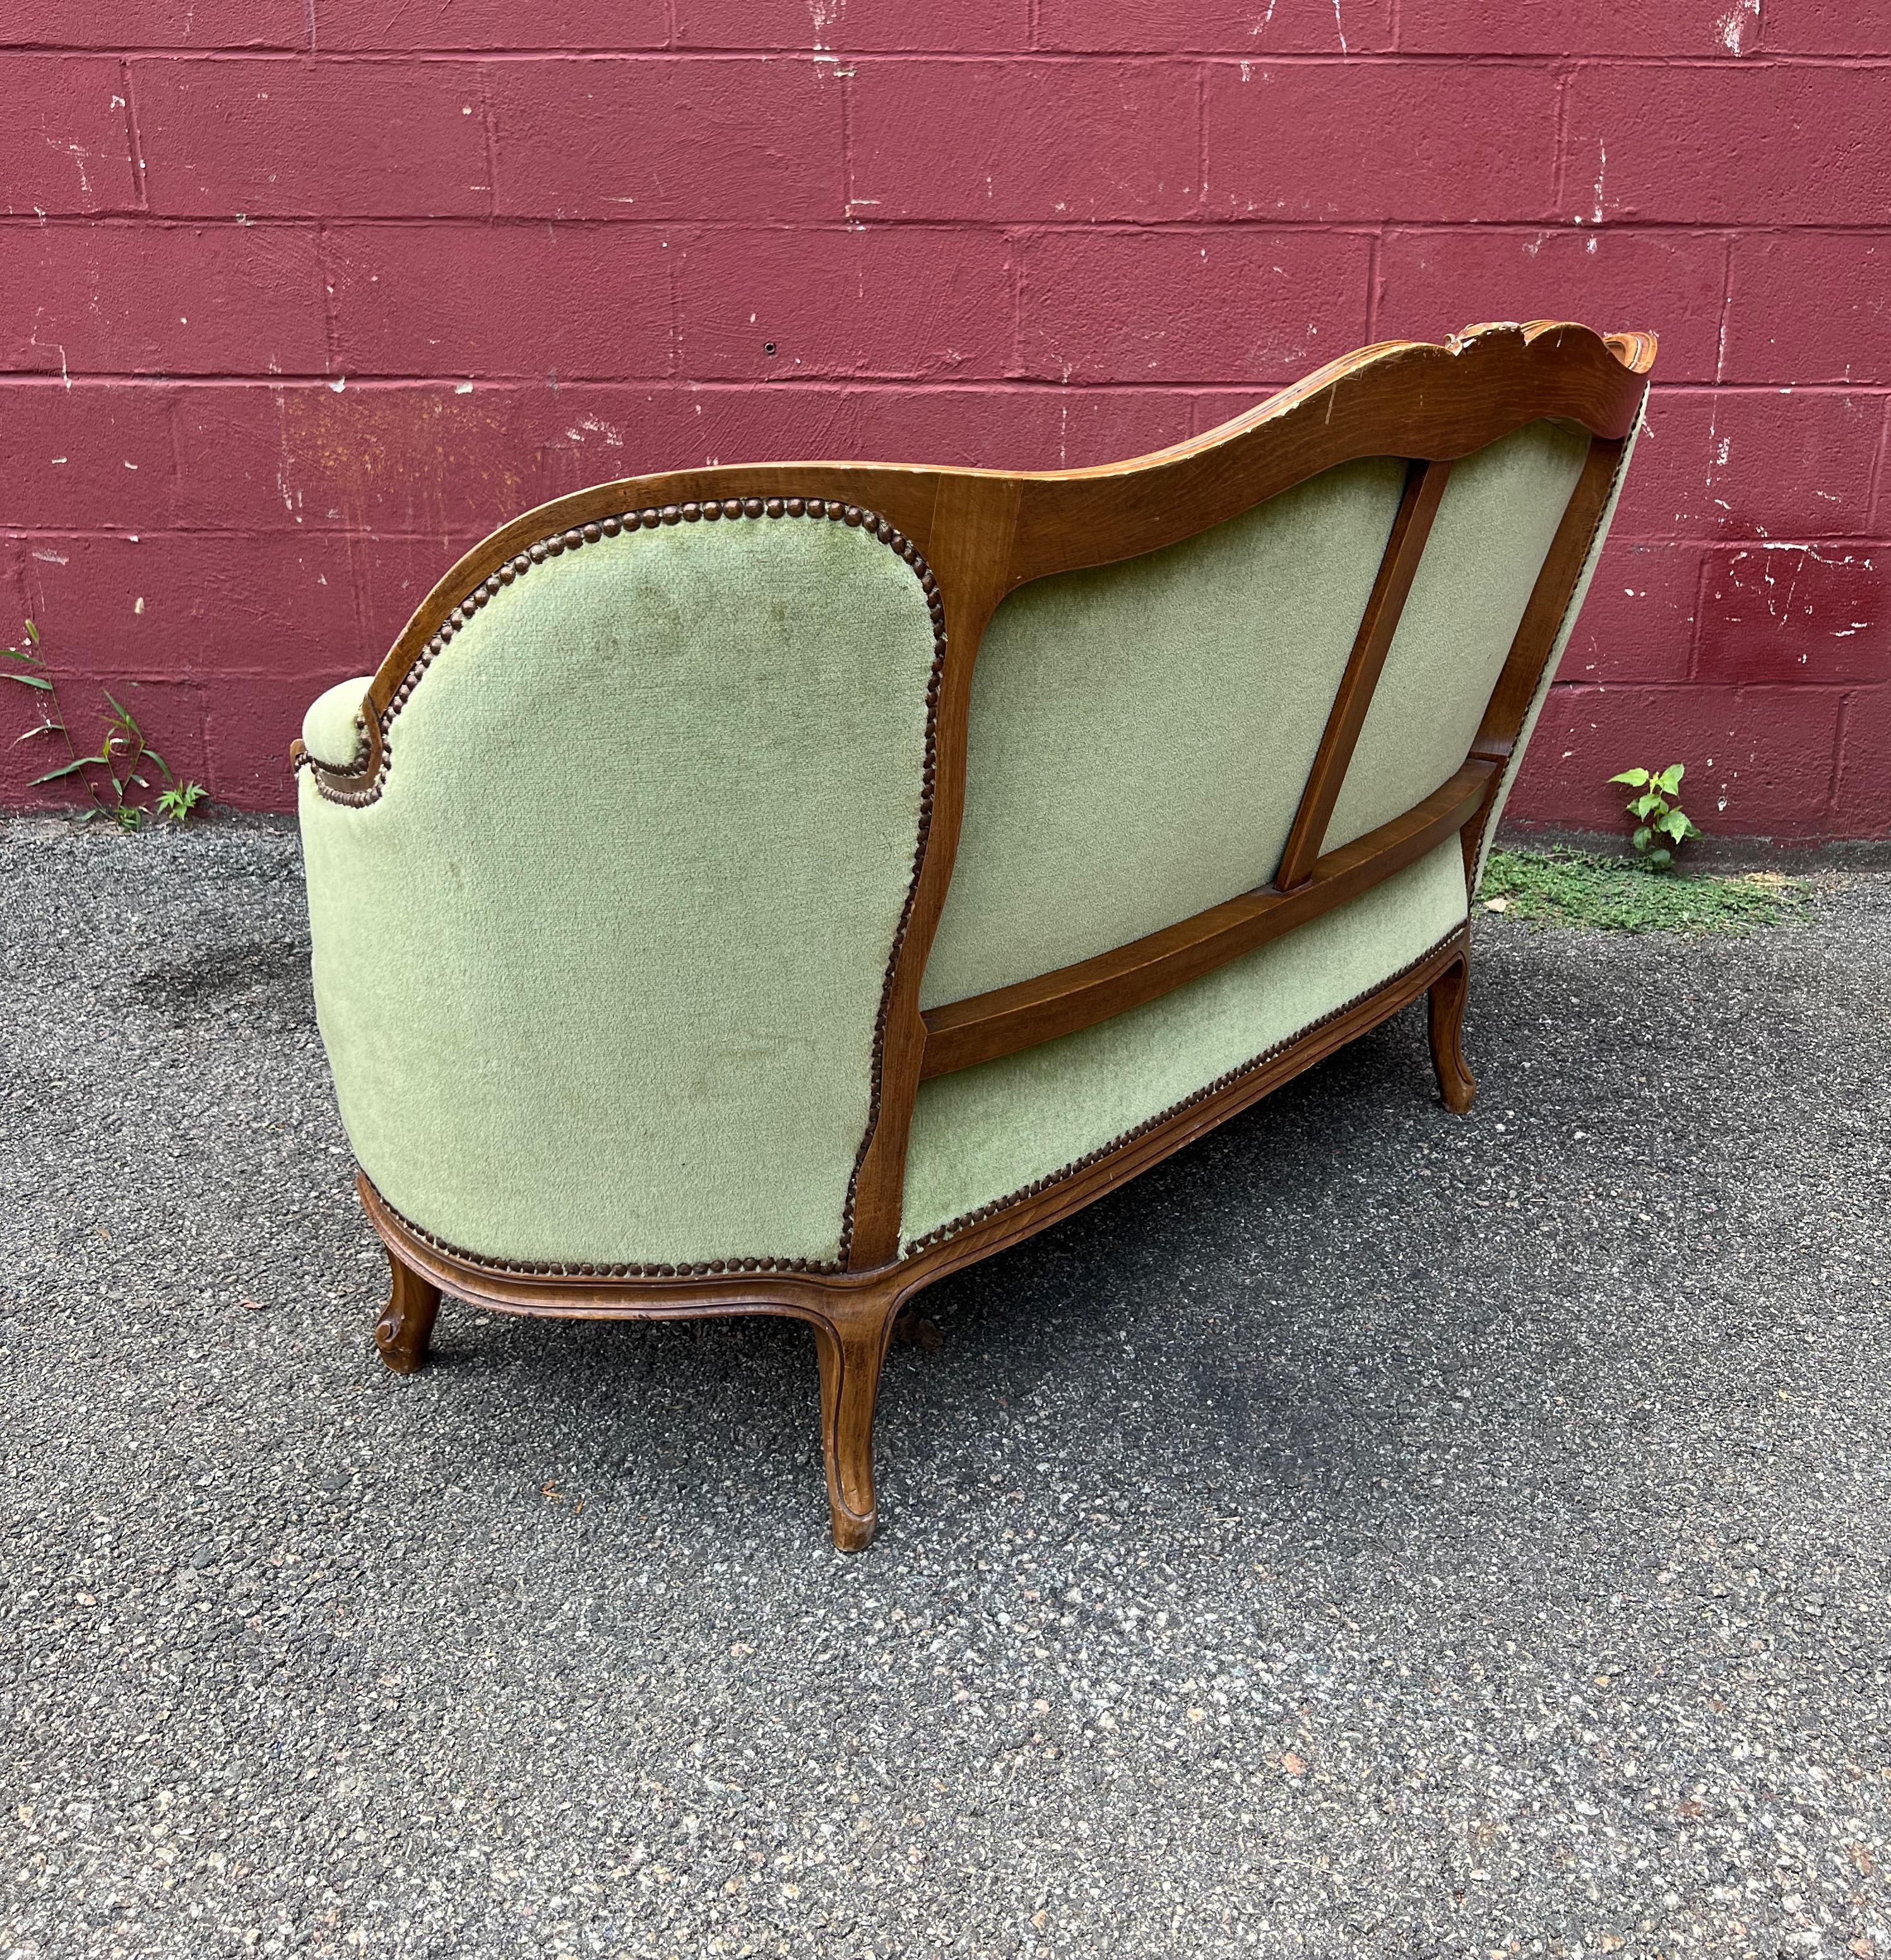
[846,473,1021,1265]
[1461,432,1633,874]
[1273,458,1455,892]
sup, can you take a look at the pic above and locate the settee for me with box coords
[295,319,1656,1549]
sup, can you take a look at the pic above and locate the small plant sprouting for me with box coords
[3,620,209,830]
[155,782,206,825]
[1608,762,1702,869]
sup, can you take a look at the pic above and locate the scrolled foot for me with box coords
[1428,952,1477,1115]
[829,1497,878,1556]
[374,1245,441,1374]
[812,1297,900,1553]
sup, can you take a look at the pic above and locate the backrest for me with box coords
[923,416,1596,1005]
[919,456,1409,1006]
[1317,419,1589,852]
[299,504,941,1272]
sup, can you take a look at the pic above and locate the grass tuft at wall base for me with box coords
[1481,849,1811,935]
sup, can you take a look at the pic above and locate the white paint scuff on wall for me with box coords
[1716,0,1760,56]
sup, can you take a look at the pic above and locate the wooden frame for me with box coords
[304,320,1656,1551]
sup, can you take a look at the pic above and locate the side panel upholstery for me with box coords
[1473,415,1644,890]
[920,457,1409,1009]
[299,517,938,1268]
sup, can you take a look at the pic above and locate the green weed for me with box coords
[1608,762,1704,868]
[3,620,209,829]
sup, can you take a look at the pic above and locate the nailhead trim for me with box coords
[317,495,949,1277]
[300,711,373,781]
[900,932,1467,1258]
[296,495,946,813]
[372,1184,847,1279]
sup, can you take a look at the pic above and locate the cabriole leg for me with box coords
[810,1296,901,1553]
[1428,950,1477,1115]
[374,1242,441,1374]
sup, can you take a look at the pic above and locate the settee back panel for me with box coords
[903,837,1467,1251]
[299,514,939,1269]
[295,321,1654,1274]
[919,456,1410,1009]
[1320,419,1591,856]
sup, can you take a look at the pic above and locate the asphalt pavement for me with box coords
[3,815,1887,1959]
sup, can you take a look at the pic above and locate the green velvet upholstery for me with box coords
[899,420,1618,1251]
[1320,421,1590,853]
[921,457,1409,1009]
[901,840,1466,1249]
[300,676,374,772]
[299,516,937,1268]
[299,412,1633,1275]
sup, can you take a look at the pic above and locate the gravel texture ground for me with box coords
[2,816,1887,1960]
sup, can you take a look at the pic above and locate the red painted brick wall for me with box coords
[2,4,1885,837]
